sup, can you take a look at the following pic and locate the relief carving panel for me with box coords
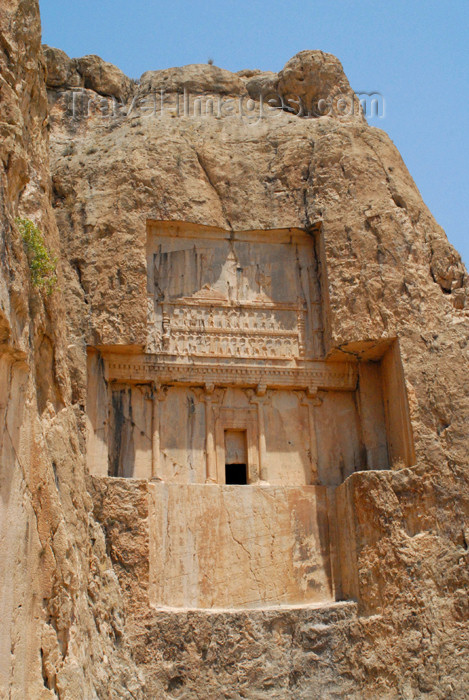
[146,224,324,360]
[161,301,304,359]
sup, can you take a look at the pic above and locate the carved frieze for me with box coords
[160,300,307,359]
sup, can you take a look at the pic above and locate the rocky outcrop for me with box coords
[43,46,133,100]
[42,39,468,699]
[75,54,134,101]
[0,3,142,698]
[140,63,247,97]
[242,69,278,100]
[42,45,82,88]
[43,46,362,117]
[277,49,359,115]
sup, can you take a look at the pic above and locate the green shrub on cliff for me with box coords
[16,217,58,295]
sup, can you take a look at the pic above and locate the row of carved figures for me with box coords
[161,333,301,358]
[162,305,303,333]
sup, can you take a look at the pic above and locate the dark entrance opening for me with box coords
[225,463,247,485]
[224,429,248,484]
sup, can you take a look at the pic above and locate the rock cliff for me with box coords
[0,2,468,698]
[0,2,142,697]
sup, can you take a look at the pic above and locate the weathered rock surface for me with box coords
[43,45,82,88]
[140,63,247,97]
[1,1,468,697]
[133,603,361,698]
[43,46,133,100]
[44,41,468,698]
[0,2,142,697]
[90,476,469,698]
[75,54,134,101]
[243,69,278,100]
[278,49,359,116]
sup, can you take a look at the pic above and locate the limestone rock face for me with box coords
[47,42,469,698]
[0,2,142,698]
[1,2,468,697]
[41,34,469,699]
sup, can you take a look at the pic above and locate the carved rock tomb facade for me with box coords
[87,221,415,608]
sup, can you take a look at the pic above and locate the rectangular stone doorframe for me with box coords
[214,406,260,484]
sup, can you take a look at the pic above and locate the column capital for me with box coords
[152,379,161,391]
[306,387,323,406]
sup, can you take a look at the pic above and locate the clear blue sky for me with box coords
[40,0,469,266]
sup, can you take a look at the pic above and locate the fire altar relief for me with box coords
[87,221,415,608]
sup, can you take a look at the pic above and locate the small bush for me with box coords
[16,217,58,295]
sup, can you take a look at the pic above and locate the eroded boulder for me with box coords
[243,70,279,100]
[76,54,133,101]
[278,49,362,118]
[43,45,82,88]
[43,46,133,101]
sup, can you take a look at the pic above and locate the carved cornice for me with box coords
[103,354,357,392]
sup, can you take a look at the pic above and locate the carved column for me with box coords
[151,382,165,481]
[161,303,170,351]
[297,307,306,357]
[300,388,322,485]
[204,383,218,484]
[250,383,268,483]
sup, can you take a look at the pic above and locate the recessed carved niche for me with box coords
[86,221,415,608]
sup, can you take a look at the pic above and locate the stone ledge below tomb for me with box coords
[129,600,360,698]
[149,598,354,614]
